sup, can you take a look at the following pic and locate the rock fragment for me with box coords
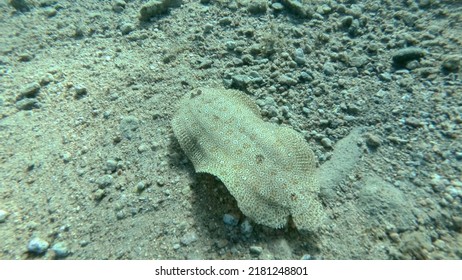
[139,0,182,21]
[247,0,267,14]
[392,47,425,67]
[51,242,70,258]
[28,237,49,254]
[441,55,461,73]
[0,209,8,223]
[18,82,40,100]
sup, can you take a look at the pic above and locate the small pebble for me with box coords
[120,116,140,140]
[271,2,284,11]
[278,74,297,86]
[51,242,69,258]
[9,0,32,11]
[350,55,368,67]
[74,85,88,99]
[116,210,126,220]
[231,74,251,89]
[93,189,106,201]
[249,246,262,255]
[203,23,213,34]
[433,239,447,251]
[28,237,49,254]
[323,62,336,76]
[392,47,425,66]
[96,175,113,188]
[43,7,57,17]
[452,216,462,230]
[247,0,267,14]
[455,152,462,161]
[136,181,146,192]
[59,224,70,232]
[18,82,41,99]
[40,73,54,85]
[138,143,149,153]
[406,60,420,70]
[180,232,198,246]
[216,239,228,249]
[61,152,72,163]
[240,219,253,235]
[0,209,8,223]
[218,17,232,26]
[365,133,382,148]
[294,48,305,65]
[341,16,353,28]
[16,98,41,110]
[120,23,135,35]
[389,232,400,243]
[139,0,172,21]
[379,72,392,81]
[223,213,239,226]
[441,55,460,72]
[299,72,312,81]
[157,177,165,187]
[405,117,424,128]
[113,0,126,12]
[320,137,333,149]
[346,104,361,115]
[106,159,117,172]
[225,40,236,51]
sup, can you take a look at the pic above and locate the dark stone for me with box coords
[281,0,312,18]
[441,55,460,73]
[16,98,41,110]
[392,47,425,67]
[9,0,32,12]
[18,82,40,100]
[139,0,182,21]
[248,0,267,14]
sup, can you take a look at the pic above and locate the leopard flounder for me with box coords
[172,87,324,231]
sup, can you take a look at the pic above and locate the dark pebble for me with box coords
[392,47,425,66]
[18,82,41,100]
[365,133,382,148]
[16,98,41,110]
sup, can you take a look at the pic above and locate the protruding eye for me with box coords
[190,89,202,99]
[255,154,264,164]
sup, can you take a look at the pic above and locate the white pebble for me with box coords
[0,209,8,223]
[28,237,49,254]
[52,242,69,258]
